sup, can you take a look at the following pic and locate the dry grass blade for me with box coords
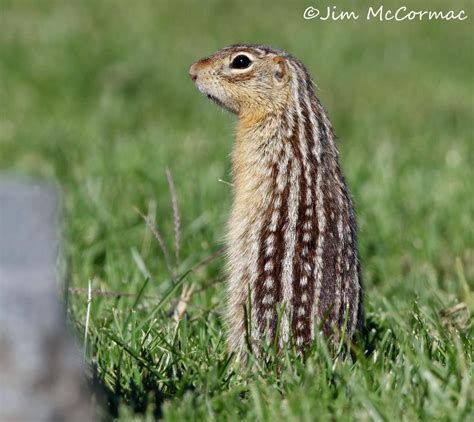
[168,247,224,320]
[440,302,470,331]
[173,284,195,322]
[218,178,234,187]
[69,248,224,301]
[141,199,157,256]
[84,279,92,359]
[69,287,160,300]
[131,247,152,281]
[165,167,181,267]
[134,206,174,278]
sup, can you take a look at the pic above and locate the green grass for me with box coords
[1,0,473,420]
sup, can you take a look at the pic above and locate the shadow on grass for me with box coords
[90,359,189,421]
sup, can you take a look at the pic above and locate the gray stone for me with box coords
[0,179,96,421]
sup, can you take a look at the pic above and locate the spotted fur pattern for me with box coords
[190,44,363,356]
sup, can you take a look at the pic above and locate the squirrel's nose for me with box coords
[189,64,198,81]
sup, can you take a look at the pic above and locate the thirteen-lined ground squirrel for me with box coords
[189,44,363,356]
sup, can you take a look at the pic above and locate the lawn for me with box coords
[0,0,472,420]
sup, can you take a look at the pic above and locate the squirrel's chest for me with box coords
[230,153,282,232]
[227,138,296,264]
[227,170,273,254]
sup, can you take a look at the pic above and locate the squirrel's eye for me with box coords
[230,55,252,69]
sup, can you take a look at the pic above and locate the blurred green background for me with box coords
[1,0,472,420]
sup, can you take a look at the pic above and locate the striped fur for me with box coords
[190,44,363,357]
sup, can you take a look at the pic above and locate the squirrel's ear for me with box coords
[272,56,287,82]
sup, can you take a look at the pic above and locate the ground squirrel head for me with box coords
[189,44,295,118]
